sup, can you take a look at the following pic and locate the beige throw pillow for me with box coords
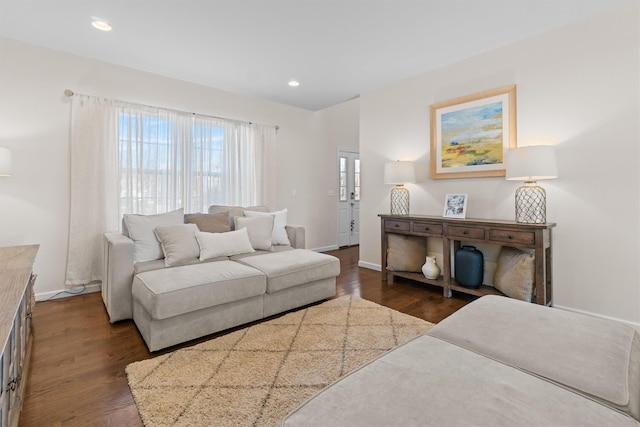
[493,246,535,301]
[154,223,200,267]
[208,205,269,229]
[184,212,231,233]
[234,215,274,251]
[195,228,255,260]
[386,234,428,272]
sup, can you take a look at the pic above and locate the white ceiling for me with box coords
[0,0,633,111]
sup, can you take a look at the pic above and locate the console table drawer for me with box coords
[448,226,485,240]
[412,222,443,235]
[385,220,410,232]
[489,229,535,245]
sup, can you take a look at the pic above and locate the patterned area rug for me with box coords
[126,295,434,426]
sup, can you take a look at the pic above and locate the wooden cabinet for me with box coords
[380,215,554,305]
[0,245,38,427]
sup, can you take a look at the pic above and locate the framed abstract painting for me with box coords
[430,85,516,179]
[443,194,468,219]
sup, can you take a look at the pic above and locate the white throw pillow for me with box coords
[123,208,184,262]
[154,223,200,267]
[195,228,255,260]
[234,215,274,251]
[244,208,290,245]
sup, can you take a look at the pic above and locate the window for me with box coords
[117,107,270,215]
[66,94,275,286]
[339,156,347,201]
[354,158,361,201]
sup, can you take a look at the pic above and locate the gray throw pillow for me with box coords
[234,215,274,251]
[154,223,200,267]
[123,208,185,263]
[244,208,290,245]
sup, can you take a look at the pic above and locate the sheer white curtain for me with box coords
[66,95,119,285]
[118,105,191,215]
[253,123,277,209]
[66,96,276,285]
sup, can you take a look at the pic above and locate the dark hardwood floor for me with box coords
[19,246,474,426]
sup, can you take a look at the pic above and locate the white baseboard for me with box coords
[36,283,101,302]
[358,260,381,271]
[554,304,640,332]
[311,245,339,253]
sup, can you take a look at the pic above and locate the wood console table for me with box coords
[0,245,38,427]
[379,215,555,305]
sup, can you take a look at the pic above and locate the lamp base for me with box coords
[515,183,546,224]
[390,186,410,215]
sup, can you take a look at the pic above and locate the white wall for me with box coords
[0,38,355,298]
[312,99,360,250]
[359,3,640,325]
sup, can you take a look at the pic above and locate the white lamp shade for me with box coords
[384,161,415,184]
[506,146,558,181]
[0,147,12,176]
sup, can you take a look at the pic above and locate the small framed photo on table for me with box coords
[443,194,468,219]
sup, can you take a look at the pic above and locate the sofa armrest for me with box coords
[102,232,135,323]
[285,225,306,249]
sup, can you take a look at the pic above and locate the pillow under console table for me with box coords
[379,214,555,305]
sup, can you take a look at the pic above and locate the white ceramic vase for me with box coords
[422,256,440,279]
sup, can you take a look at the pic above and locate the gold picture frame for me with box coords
[430,85,516,179]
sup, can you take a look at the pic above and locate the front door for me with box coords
[338,150,360,247]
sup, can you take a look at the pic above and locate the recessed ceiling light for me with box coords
[288,80,300,87]
[91,18,112,32]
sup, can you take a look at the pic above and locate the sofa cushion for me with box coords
[132,261,266,320]
[195,228,255,260]
[154,223,200,267]
[234,215,274,251]
[283,334,639,427]
[244,208,291,245]
[123,208,184,263]
[428,295,640,422]
[184,212,231,233]
[237,249,340,293]
[493,246,535,301]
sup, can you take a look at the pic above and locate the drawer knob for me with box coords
[394,224,399,227]
[463,231,468,235]
[508,235,513,239]
[424,227,429,230]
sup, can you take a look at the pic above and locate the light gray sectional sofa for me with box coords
[102,205,339,351]
[284,295,640,426]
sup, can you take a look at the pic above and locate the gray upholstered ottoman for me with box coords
[283,334,638,427]
[283,295,640,426]
[429,295,640,422]
[132,260,266,351]
[238,249,340,317]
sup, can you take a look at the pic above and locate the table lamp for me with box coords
[506,146,558,223]
[384,161,415,215]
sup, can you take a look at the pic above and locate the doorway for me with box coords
[337,149,360,247]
